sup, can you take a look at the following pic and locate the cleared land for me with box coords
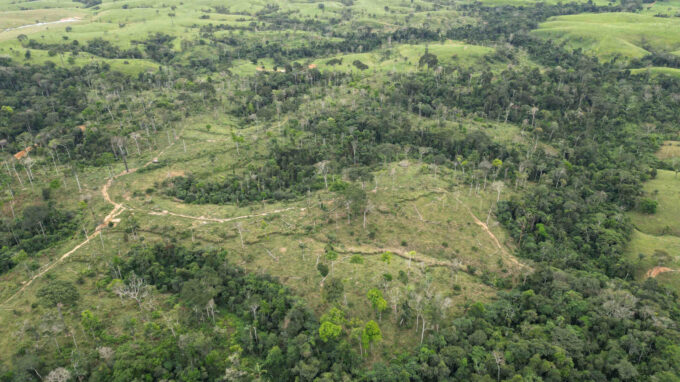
[0,95,529,356]
[626,169,680,288]
[533,12,680,61]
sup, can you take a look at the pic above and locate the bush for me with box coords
[638,198,658,214]
[37,280,80,307]
[317,263,329,277]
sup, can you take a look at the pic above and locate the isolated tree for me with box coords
[231,132,245,155]
[315,160,330,189]
[367,288,387,320]
[322,277,344,303]
[418,47,438,70]
[45,368,71,382]
[112,272,149,310]
[361,320,382,353]
[317,263,329,277]
[325,249,338,275]
[112,136,129,172]
[130,132,142,154]
[339,184,366,224]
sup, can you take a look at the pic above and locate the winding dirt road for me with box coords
[147,206,304,223]
[452,195,528,270]
[1,135,305,306]
[2,17,81,33]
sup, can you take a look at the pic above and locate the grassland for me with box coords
[302,41,497,73]
[630,66,680,78]
[630,170,680,237]
[0,94,530,358]
[640,0,680,16]
[533,12,680,61]
[626,169,680,288]
[656,140,680,160]
[0,0,455,76]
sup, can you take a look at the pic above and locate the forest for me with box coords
[1,0,680,380]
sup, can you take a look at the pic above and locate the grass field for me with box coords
[0,0,463,76]
[534,12,680,61]
[626,169,680,289]
[300,41,497,73]
[630,66,680,78]
[630,170,680,237]
[640,0,680,16]
[656,140,680,160]
[0,96,530,356]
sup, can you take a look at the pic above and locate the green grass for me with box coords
[0,8,86,30]
[656,141,680,160]
[640,0,680,16]
[625,169,680,290]
[533,12,680,61]
[302,41,497,73]
[630,170,680,237]
[464,0,609,5]
[626,230,680,273]
[0,0,83,12]
[0,45,158,74]
[630,66,680,78]
[0,102,529,356]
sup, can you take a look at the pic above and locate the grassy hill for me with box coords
[2,0,680,379]
[626,169,680,288]
[533,12,680,61]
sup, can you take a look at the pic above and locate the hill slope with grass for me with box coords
[2,0,680,380]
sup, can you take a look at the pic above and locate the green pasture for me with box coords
[626,169,680,290]
[630,66,680,78]
[533,12,680,61]
[304,41,496,73]
[630,169,680,237]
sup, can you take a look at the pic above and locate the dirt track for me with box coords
[1,134,303,306]
[646,266,676,278]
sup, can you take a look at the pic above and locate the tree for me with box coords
[361,320,382,353]
[324,249,338,275]
[322,277,344,303]
[418,48,438,70]
[319,321,342,342]
[317,263,329,277]
[112,272,149,310]
[339,184,366,224]
[37,280,80,307]
[231,132,245,155]
[45,368,71,382]
[366,288,387,320]
[81,310,102,339]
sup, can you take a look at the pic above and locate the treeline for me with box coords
[2,244,363,380]
[6,246,679,380]
[0,202,77,275]
[164,101,520,206]
[23,33,176,63]
[384,44,679,272]
[365,267,680,380]
[0,59,216,166]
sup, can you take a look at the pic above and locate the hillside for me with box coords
[1,0,680,380]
